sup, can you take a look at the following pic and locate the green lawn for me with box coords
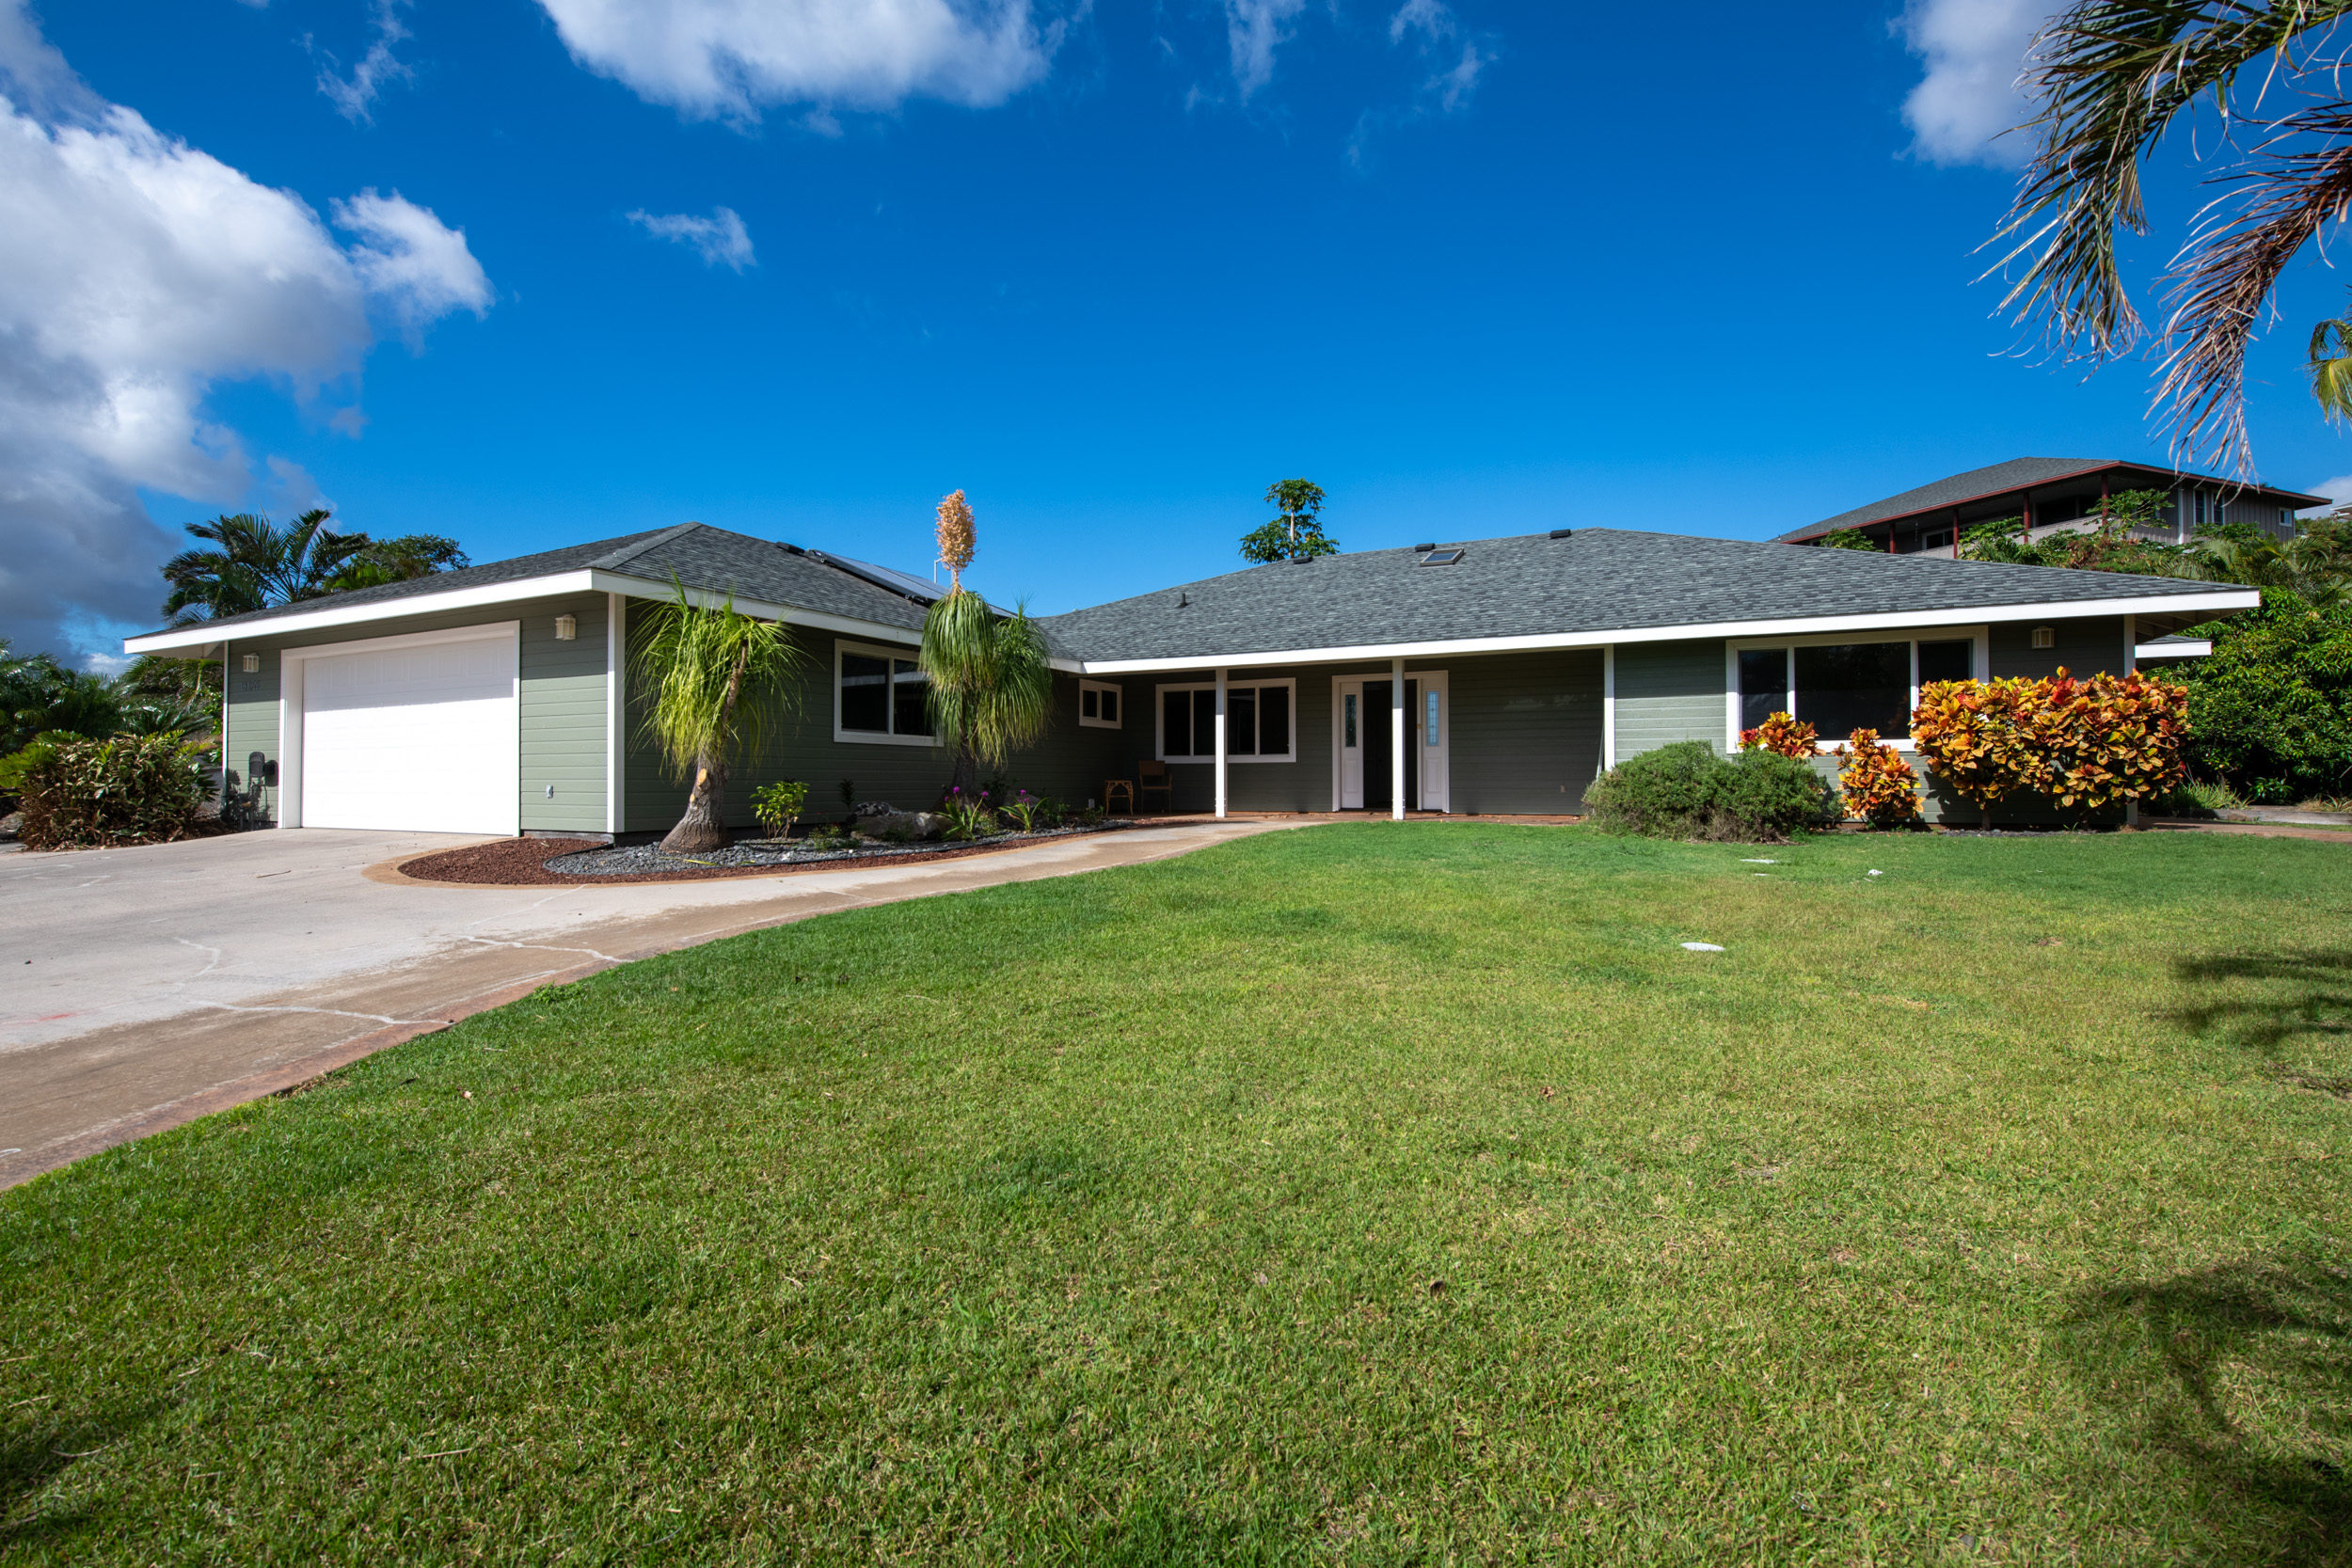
[5,824,2351,1564]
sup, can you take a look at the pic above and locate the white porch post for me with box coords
[1214,668,1229,820]
[1391,656,1406,821]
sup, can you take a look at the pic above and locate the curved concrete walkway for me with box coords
[0,818,1310,1190]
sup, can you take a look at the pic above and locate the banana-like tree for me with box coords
[919,491,1051,794]
[1994,2,2352,469]
[634,580,803,854]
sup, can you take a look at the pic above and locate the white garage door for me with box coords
[300,631,517,833]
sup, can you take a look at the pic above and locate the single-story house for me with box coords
[122,518,2260,833]
[1775,455,2326,555]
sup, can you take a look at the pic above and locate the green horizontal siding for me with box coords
[1613,640,1724,761]
[519,596,610,833]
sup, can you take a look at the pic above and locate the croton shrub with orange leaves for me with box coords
[1738,711,1820,758]
[1836,728,1921,825]
[1910,668,2189,816]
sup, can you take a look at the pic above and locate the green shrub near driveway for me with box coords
[14,731,209,849]
[1585,738,1835,840]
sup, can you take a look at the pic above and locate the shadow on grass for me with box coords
[2064,1248,2352,1566]
[0,1402,157,1554]
[2165,950,2352,1072]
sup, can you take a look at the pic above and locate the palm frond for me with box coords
[919,591,1052,769]
[1996,1,2352,469]
[631,578,803,783]
[2154,104,2352,465]
[2310,311,2352,419]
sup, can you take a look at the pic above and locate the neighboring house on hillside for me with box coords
[124,519,2258,832]
[1777,457,2326,555]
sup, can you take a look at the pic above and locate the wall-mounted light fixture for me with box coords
[2031,626,2055,650]
[241,653,261,673]
[554,614,578,641]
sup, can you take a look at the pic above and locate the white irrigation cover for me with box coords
[1680,942,1726,952]
[1868,869,1883,877]
[1740,858,1778,863]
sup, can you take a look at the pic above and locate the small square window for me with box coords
[1079,679,1122,729]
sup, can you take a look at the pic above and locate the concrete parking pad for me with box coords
[0,819,1309,1189]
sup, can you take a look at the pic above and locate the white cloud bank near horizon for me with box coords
[1898,0,2058,167]
[629,205,755,270]
[0,0,490,665]
[533,0,1067,122]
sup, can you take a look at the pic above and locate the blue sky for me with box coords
[8,0,2352,666]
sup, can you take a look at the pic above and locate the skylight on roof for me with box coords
[1419,548,1465,566]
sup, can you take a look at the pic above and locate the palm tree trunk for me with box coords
[949,740,978,799]
[661,751,731,853]
[661,652,747,854]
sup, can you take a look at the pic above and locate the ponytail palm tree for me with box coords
[918,490,1051,794]
[920,590,1053,794]
[635,580,803,854]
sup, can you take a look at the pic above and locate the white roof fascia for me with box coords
[1074,589,2261,674]
[2136,639,2214,657]
[120,566,1044,663]
[125,570,604,655]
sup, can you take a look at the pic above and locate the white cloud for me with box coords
[2304,474,2352,510]
[1897,0,2059,167]
[0,0,489,663]
[1388,0,1448,45]
[1225,0,1305,100]
[533,0,1066,120]
[628,205,755,271]
[316,0,415,124]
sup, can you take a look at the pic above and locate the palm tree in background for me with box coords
[162,510,470,623]
[634,579,803,854]
[919,491,1052,796]
[1994,1,2352,470]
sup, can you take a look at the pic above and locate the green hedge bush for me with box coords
[17,732,209,849]
[1585,740,1834,842]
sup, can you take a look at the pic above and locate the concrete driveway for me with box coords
[1,819,1301,1189]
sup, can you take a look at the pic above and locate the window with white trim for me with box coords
[1732,634,1979,748]
[834,640,932,745]
[1157,679,1295,763]
[1078,679,1123,729]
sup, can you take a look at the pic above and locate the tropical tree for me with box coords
[1,641,119,753]
[327,534,471,593]
[633,579,803,855]
[162,510,369,623]
[1818,528,1883,552]
[919,490,1052,795]
[1239,479,1337,563]
[1994,2,2352,468]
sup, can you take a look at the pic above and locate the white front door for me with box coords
[1334,679,1365,808]
[297,630,519,833]
[1416,670,1451,813]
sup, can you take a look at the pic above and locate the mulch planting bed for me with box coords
[394,823,1144,887]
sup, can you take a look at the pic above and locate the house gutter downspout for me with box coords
[1391,657,1406,821]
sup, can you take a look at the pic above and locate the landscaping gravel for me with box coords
[396,822,1141,886]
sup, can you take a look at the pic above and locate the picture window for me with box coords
[1157,679,1295,763]
[834,641,932,745]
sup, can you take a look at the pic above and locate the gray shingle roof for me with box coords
[145,524,933,639]
[1038,528,2235,664]
[1775,456,2329,542]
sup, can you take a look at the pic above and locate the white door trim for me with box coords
[1328,670,1446,812]
[278,621,520,832]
